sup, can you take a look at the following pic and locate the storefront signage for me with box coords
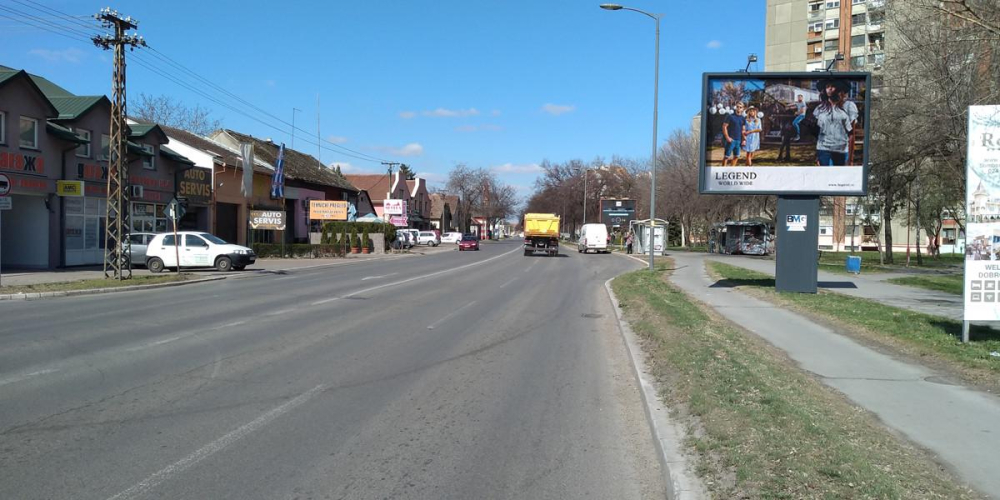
[77,162,107,181]
[132,174,171,190]
[963,105,1000,321]
[249,210,286,230]
[0,151,45,174]
[390,215,408,227]
[0,197,11,210]
[177,167,212,204]
[309,200,349,220]
[384,199,405,215]
[57,180,84,197]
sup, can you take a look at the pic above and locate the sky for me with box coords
[1,0,765,198]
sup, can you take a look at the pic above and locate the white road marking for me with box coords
[124,336,184,352]
[427,301,476,330]
[0,368,60,388]
[213,320,246,330]
[361,273,397,281]
[311,297,340,306]
[498,277,518,289]
[106,384,325,500]
[265,308,296,317]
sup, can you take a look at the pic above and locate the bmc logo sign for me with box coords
[786,214,808,232]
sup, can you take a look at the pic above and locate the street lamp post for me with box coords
[600,3,660,271]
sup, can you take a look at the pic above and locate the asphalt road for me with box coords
[0,241,665,500]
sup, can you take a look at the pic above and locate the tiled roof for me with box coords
[429,193,459,219]
[162,125,272,174]
[48,95,107,120]
[223,130,356,191]
[344,174,392,201]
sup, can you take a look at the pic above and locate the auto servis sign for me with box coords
[249,210,286,231]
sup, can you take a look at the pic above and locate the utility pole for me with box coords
[93,7,145,280]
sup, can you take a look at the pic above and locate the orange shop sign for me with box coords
[308,200,349,221]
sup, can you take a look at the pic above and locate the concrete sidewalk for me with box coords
[669,252,1000,498]
[0,244,458,288]
[702,253,964,321]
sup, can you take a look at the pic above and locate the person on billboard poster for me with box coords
[721,102,747,166]
[789,94,807,142]
[813,79,859,166]
[743,106,762,166]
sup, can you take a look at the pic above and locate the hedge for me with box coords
[320,222,396,245]
[251,243,346,258]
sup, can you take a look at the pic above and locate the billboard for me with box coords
[309,200,349,220]
[384,199,405,215]
[699,72,871,195]
[249,210,286,230]
[600,199,635,229]
[963,105,1000,320]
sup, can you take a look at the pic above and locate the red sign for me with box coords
[390,215,408,227]
[0,151,45,174]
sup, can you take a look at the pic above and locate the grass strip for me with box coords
[0,274,191,295]
[612,264,981,499]
[818,251,962,272]
[707,262,1000,385]
[886,275,963,296]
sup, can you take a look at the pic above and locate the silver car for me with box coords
[127,232,158,266]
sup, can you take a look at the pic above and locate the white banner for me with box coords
[383,199,405,215]
[964,105,1000,321]
[704,166,863,193]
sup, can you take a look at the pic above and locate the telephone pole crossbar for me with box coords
[92,7,146,280]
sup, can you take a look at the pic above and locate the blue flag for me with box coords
[271,143,285,199]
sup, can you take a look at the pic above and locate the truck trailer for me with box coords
[523,213,560,256]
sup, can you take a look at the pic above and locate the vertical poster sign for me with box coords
[964,105,1000,320]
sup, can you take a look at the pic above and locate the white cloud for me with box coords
[327,135,348,144]
[707,40,723,49]
[28,47,85,63]
[378,142,423,157]
[422,107,480,118]
[541,103,575,116]
[399,111,417,119]
[491,163,542,174]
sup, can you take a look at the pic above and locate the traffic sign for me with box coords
[166,198,186,220]
[0,197,10,210]
[0,173,10,196]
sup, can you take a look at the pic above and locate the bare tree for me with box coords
[130,93,222,136]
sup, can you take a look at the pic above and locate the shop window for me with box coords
[142,144,155,170]
[75,128,91,157]
[0,111,5,145]
[100,134,110,160]
[19,116,38,148]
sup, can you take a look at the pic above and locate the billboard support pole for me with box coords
[962,320,969,344]
[775,195,819,293]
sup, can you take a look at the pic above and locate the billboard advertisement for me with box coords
[600,199,635,229]
[309,200,349,221]
[699,72,871,195]
[384,199,405,215]
[249,210,286,230]
[963,105,1000,320]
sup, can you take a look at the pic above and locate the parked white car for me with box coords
[417,231,441,246]
[145,231,256,272]
[440,232,463,244]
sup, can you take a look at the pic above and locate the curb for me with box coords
[604,277,708,500]
[0,276,227,301]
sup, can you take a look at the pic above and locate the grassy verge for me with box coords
[886,275,963,295]
[819,251,962,272]
[612,264,979,498]
[0,274,193,295]
[707,262,1000,389]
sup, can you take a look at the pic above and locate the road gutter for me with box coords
[604,274,708,500]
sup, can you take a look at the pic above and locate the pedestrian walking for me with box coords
[626,232,634,254]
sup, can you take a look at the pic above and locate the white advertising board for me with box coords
[384,199,405,215]
[963,105,1000,321]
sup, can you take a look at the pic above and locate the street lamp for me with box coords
[600,3,661,271]
[575,166,594,226]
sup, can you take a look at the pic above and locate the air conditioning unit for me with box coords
[130,185,143,198]
[814,46,823,53]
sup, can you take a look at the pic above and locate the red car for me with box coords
[458,234,480,251]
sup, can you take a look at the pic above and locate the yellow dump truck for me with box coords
[523,213,560,256]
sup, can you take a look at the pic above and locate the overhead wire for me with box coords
[4,3,391,165]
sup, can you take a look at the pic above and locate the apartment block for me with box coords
[766,0,887,73]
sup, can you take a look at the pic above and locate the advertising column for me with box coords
[963,105,1000,336]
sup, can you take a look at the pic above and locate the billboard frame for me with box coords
[698,71,872,196]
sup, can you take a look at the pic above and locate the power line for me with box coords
[7,1,389,164]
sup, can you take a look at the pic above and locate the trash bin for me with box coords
[845,255,861,274]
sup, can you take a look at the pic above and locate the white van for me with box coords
[578,223,609,254]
